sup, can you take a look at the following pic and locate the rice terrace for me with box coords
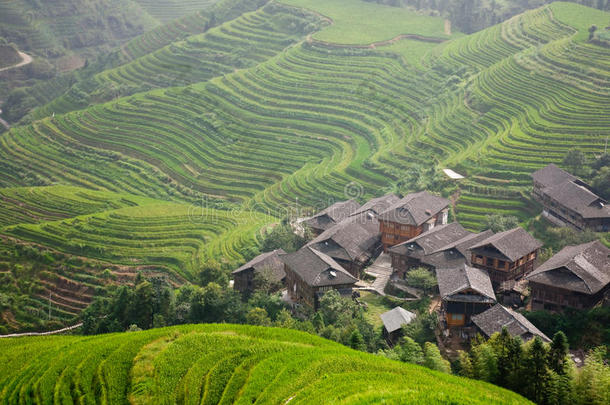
[0,0,609,403]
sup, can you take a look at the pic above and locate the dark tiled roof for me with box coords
[531,164,576,188]
[389,223,470,256]
[380,307,417,333]
[389,225,494,269]
[307,216,380,263]
[527,240,610,294]
[232,249,287,282]
[283,246,357,287]
[303,200,361,231]
[378,191,450,226]
[351,193,401,217]
[471,304,550,342]
[436,265,496,303]
[543,181,610,219]
[532,164,609,220]
[470,227,542,262]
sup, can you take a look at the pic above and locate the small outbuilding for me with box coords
[232,249,286,295]
[380,306,417,345]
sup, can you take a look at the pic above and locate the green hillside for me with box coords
[0,324,530,404]
[0,0,608,330]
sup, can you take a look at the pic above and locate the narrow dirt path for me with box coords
[444,19,452,36]
[0,322,83,338]
[0,51,33,73]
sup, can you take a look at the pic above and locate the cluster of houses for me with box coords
[232,164,610,345]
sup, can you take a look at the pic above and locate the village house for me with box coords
[283,246,358,309]
[378,191,450,251]
[526,240,610,311]
[348,193,401,219]
[388,222,493,279]
[531,164,610,232]
[471,304,550,342]
[436,264,496,328]
[232,249,286,295]
[303,199,361,236]
[380,306,417,345]
[469,227,543,285]
[307,215,381,278]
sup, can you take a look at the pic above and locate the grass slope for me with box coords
[0,324,531,404]
[280,0,457,44]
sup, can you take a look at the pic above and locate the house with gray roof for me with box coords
[378,191,450,250]
[531,164,610,232]
[283,246,358,309]
[527,240,610,311]
[471,304,550,342]
[232,249,286,295]
[470,227,543,285]
[350,193,401,219]
[388,222,493,278]
[303,200,361,236]
[307,215,381,278]
[436,264,496,328]
[380,306,416,345]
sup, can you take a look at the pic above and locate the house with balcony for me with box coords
[388,222,493,279]
[378,191,450,251]
[526,240,610,311]
[470,227,543,285]
[283,246,358,309]
[531,164,610,232]
[436,264,496,328]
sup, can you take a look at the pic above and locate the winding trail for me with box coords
[0,322,83,338]
[0,51,33,73]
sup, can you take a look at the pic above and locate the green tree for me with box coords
[423,342,450,373]
[522,337,550,404]
[274,308,296,329]
[591,167,610,200]
[397,336,424,364]
[318,290,357,326]
[262,219,308,253]
[563,149,587,177]
[247,291,284,321]
[246,307,272,326]
[198,260,228,287]
[457,350,474,377]
[573,346,610,405]
[405,267,437,294]
[349,329,366,351]
[472,341,498,382]
[132,281,154,329]
[484,213,520,233]
[548,331,570,375]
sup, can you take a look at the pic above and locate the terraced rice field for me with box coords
[1,1,609,329]
[134,0,219,23]
[2,201,272,280]
[0,324,530,404]
[279,0,454,44]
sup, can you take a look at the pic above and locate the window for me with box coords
[451,314,464,321]
[497,260,506,269]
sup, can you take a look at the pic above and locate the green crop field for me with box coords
[0,0,609,330]
[0,324,530,404]
[279,0,456,44]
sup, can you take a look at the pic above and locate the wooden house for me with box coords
[470,228,543,285]
[527,240,610,311]
[531,164,610,232]
[283,246,358,309]
[436,265,496,327]
[348,193,401,219]
[388,222,493,278]
[307,215,381,278]
[303,199,361,236]
[232,249,286,295]
[471,304,550,342]
[380,306,416,346]
[378,191,450,251]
